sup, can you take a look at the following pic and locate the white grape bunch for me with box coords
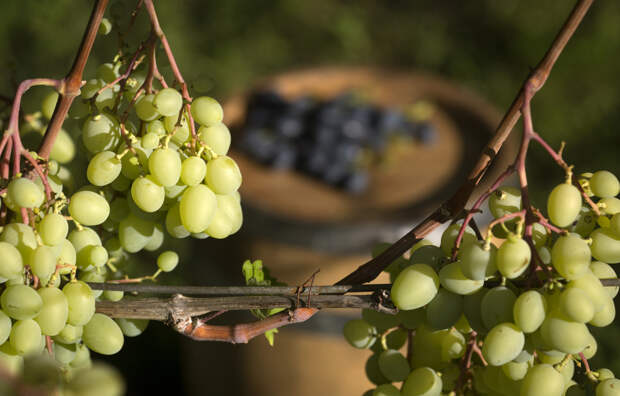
[347,169,620,396]
[0,7,243,393]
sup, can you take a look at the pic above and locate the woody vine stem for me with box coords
[2,0,612,346]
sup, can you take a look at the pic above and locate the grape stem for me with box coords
[143,0,198,150]
[38,0,110,159]
[336,0,595,286]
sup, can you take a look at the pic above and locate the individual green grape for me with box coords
[540,312,591,354]
[58,238,77,269]
[205,204,233,239]
[559,287,594,323]
[215,193,243,234]
[569,207,597,237]
[96,63,119,83]
[438,261,483,295]
[513,290,546,333]
[596,378,620,396]
[35,287,68,336]
[343,319,376,349]
[496,235,530,279]
[165,203,190,238]
[409,245,446,271]
[82,113,120,154]
[30,245,57,284]
[120,144,149,180]
[397,309,425,330]
[7,178,44,209]
[144,223,164,252]
[153,88,183,117]
[596,368,615,381]
[81,79,104,99]
[68,227,102,267]
[53,323,83,344]
[373,384,400,396]
[463,288,488,334]
[110,173,131,192]
[589,170,620,198]
[458,240,497,280]
[82,313,124,355]
[103,290,124,302]
[115,318,149,338]
[87,151,122,186]
[391,264,439,310]
[41,91,59,120]
[1,285,43,320]
[198,123,231,156]
[181,156,207,186]
[488,186,521,219]
[567,271,611,313]
[109,198,130,223]
[0,311,11,345]
[68,191,110,226]
[191,96,223,126]
[439,328,466,361]
[547,183,582,227]
[84,245,109,268]
[94,86,116,111]
[439,223,476,256]
[365,353,389,385]
[67,363,125,396]
[0,342,23,375]
[361,309,400,332]
[157,251,179,272]
[37,213,68,246]
[52,341,77,365]
[551,234,591,279]
[0,241,24,280]
[482,323,524,366]
[502,360,529,381]
[98,17,112,35]
[146,119,166,135]
[205,156,242,195]
[580,332,598,360]
[591,261,618,298]
[591,228,620,264]
[589,296,616,327]
[141,132,160,150]
[149,148,182,187]
[426,289,463,330]
[520,364,565,396]
[118,213,155,253]
[130,175,165,213]
[385,328,408,350]
[481,286,516,330]
[179,184,217,233]
[135,94,159,121]
[10,320,42,356]
[600,197,620,215]
[63,281,96,327]
[401,367,442,396]
[378,349,409,382]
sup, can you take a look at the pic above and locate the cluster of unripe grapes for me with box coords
[344,170,620,396]
[0,51,242,393]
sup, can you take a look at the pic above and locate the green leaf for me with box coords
[264,329,278,346]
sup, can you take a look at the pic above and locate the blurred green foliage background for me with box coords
[2,0,620,393]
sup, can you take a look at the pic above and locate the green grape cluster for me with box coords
[0,49,242,391]
[346,170,620,396]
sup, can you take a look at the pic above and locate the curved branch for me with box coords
[337,0,595,286]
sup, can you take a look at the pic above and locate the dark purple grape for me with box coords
[240,129,277,163]
[275,116,304,139]
[270,142,298,170]
[342,171,369,194]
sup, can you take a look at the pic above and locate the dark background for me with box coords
[2,1,620,395]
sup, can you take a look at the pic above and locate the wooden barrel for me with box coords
[182,67,517,396]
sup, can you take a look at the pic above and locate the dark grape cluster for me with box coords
[240,91,437,193]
